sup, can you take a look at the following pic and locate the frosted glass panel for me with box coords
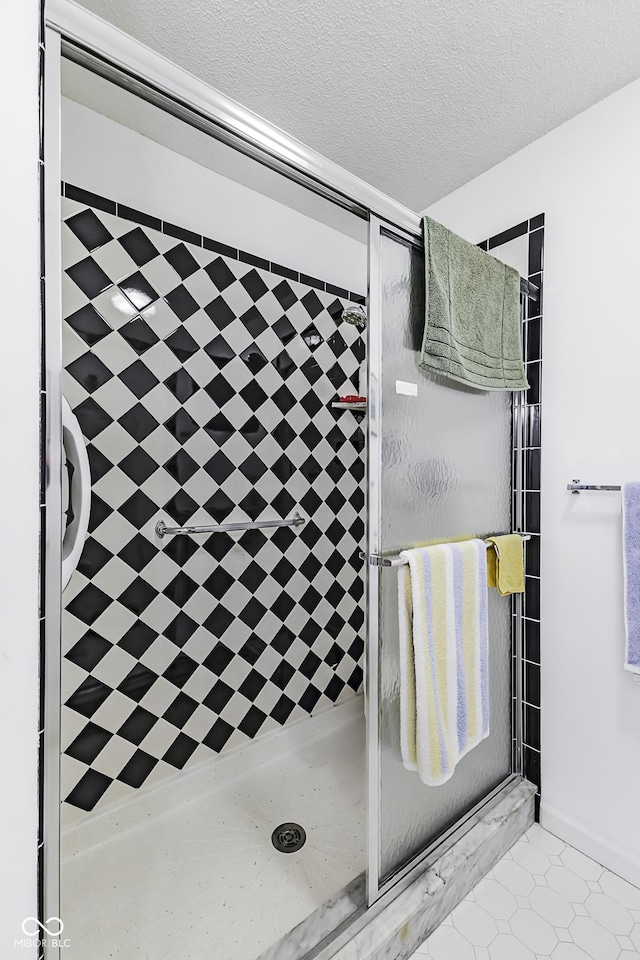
[376,231,512,884]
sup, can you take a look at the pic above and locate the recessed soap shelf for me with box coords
[331,401,367,411]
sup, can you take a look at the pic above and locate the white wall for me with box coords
[61,99,367,294]
[428,76,640,885]
[0,0,41,954]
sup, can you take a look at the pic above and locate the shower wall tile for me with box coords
[486,215,544,817]
[60,185,366,816]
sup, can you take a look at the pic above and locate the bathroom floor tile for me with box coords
[410,827,640,960]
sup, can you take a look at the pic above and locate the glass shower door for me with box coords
[366,217,514,902]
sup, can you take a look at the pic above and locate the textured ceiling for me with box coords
[76,0,640,211]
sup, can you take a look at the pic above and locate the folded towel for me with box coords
[398,540,489,785]
[420,216,529,392]
[623,483,640,672]
[486,534,525,596]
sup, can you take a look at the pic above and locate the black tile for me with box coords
[325,676,346,702]
[271,694,296,724]
[119,227,159,267]
[118,577,157,616]
[528,228,544,274]
[65,722,111,764]
[118,662,158,702]
[528,272,543,317]
[238,704,267,737]
[239,561,268,593]
[67,209,113,252]
[529,213,545,230]
[66,184,116,215]
[118,749,158,788]
[487,220,528,249]
[239,250,269,270]
[163,652,198,688]
[163,733,198,768]
[525,536,540,578]
[350,293,366,305]
[204,567,235,600]
[525,492,541,533]
[272,349,296,379]
[299,684,322,712]
[118,621,158,658]
[526,318,542,363]
[163,449,199,485]
[525,576,540,620]
[271,262,298,281]
[524,704,540,751]
[65,769,112,811]
[118,489,157,529]
[203,237,237,259]
[237,528,267,557]
[302,323,322,351]
[273,421,296,450]
[240,268,268,301]
[239,597,268,629]
[239,634,267,665]
[165,285,199,321]
[162,692,198,729]
[67,583,111,625]
[163,533,200,569]
[273,315,296,345]
[165,243,199,279]
[203,717,234,752]
[203,641,234,675]
[300,273,325,291]
[205,373,235,408]
[205,257,236,291]
[86,444,113,483]
[326,282,349,298]
[204,450,236,484]
[164,408,199,444]
[301,289,324,319]
[204,489,235,522]
[204,296,235,330]
[203,604,235,638]
[66,303,112,346]
[66,257,111,299]
[164,221,201,246]
[65,676,112,717]
[526,405,541,448]
[120,317,160,355]
[271,454,295,483]
[164,611,198,648]
[203,412,234,445]
[117,203,161,231]
[118,403,158,442]
[239,669,268,700]
[238,453,267,486]
[240,305,268,338]
[204,334,235,368]
[525,449,541,491]
[240,343,268,373]
[203,679,235,714]
[65,630,111,672]
[77,537,111,578]
[273,280,297,310]
[118,705,157,745]
[164,571,199,607]
[271,489,296,518]
[119,447,158,485]
[239,415,267,448]
[119,360,159,399]
[300,455,322,483]
[525,661,541,706]
[272,384,296,415]
[524,746,541,790]
[239,490,267,520]
[119,272,158,311]
[118,533,157,573]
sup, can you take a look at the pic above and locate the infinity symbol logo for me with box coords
[22,917,64,937]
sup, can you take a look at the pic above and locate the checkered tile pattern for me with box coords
[61,196,365,813]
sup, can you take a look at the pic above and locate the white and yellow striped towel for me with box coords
[398,540,489,786]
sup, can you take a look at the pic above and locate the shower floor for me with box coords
[60,696,365,960]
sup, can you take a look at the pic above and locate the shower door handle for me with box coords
[62,396,92,590]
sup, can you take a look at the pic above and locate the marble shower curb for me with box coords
[326,778,536,960]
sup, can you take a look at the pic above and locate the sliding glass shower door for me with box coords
[366,217,514,902]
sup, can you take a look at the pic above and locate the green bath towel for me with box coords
[420,216,528,391]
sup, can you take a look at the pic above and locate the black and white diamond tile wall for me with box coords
[61,190,366,813]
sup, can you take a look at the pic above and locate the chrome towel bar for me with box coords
[155,512,306,539]
[366,533,531,567]
[567,479,621,494]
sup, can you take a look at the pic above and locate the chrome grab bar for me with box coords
[366,533,531,567]
[567,479,621,494]
[155,512,306,539]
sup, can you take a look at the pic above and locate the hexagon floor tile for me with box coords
[411,825,640,960]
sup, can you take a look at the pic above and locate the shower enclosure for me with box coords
[41,3,532,958]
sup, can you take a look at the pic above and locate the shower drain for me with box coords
[271,822,307,854]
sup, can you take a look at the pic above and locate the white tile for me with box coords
[488,932,535,960]
[453,902,498,946]
[510,908,558,954]
[475,878,518,920]
[427,925,475,960]
[584,893,633,935]
[569,916,620,960]
[616,935,634,949]
[529,886,575,928]
[527,825,565,856]
[557,928,573,942]
[600,870,640,910]
[547,867,590,904]
[493,860,536,897]
[550,946,593,960]
[512,840,552,876]
[558,847,603,883]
